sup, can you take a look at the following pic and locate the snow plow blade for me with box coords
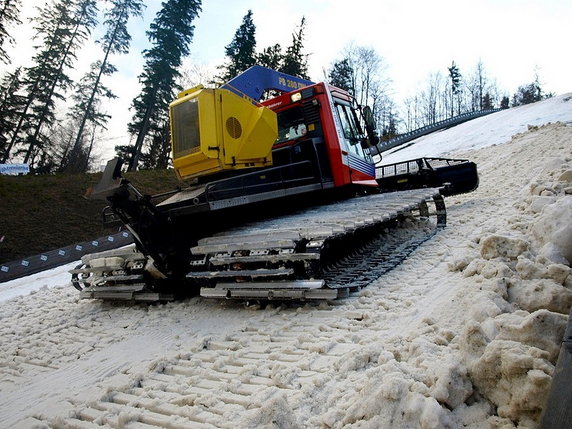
[70,245,175,301]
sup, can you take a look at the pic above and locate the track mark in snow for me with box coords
[35,326,366,428]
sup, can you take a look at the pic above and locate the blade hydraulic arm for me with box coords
[89,158,189,279]
[222,65,314,102]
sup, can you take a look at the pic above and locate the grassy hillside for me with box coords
[0,169,181,263]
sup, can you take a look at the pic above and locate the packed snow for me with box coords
[1,94,571,428]
[381,93,572,164]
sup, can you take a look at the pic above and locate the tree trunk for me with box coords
[82,125,96,172]
[128,85,158,171]
[72,6,126,158]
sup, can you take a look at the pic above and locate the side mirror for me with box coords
[362,106,379,145]
[363,106,375,129]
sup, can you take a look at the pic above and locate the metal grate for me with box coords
[226,117,242,139]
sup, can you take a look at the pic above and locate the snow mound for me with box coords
[508,277,572,314]
[467,335,553,426]
[531,197,572,264]
[451,130,572,426]
[489,310,568,362]
[480,235,529,260]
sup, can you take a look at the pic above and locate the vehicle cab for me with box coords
[262,82,378,188]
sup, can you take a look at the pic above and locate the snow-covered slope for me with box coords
[382,93,572,164]
[1,95,571,428]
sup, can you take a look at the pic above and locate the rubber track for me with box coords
[321,220,441,291]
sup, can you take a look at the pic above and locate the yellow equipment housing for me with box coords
[169,85,278,181]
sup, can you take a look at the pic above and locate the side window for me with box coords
[335,104,354,141]
[335,103,366,158]
[275,107,307,144]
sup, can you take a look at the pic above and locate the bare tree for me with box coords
[178,61,214,89]
[419,72,446,124]
[401,59,505,134]
[465,60,486,111]
[402,95,421,132]
[331,44,392,132]
[465,60,503,111]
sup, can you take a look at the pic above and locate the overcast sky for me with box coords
[2,0,571,163]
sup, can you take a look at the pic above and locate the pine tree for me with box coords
[280,17,310,80]
[482,92,494,110]
[0,0,21,64]
[256,44,283,70]
[4,0,71,163]
[54,119,95,173]
[0,68,25,161]
[447,61,462,117]
[26,0,98,167]
[6,0,98,168]
[500,95,510,109]
[70,61,116,132]
[217,10,256,82]
[67,0,144,172]
[127,0,201,171]
[381,109,399,141]
[115,143,136,163]
[139,122,170,169]
[328,59,353,92]
[512,83,542,106]
[216,15,308,83]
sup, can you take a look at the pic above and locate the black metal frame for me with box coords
[375,157,479,196]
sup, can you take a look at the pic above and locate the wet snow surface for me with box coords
[1,94,572,428]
